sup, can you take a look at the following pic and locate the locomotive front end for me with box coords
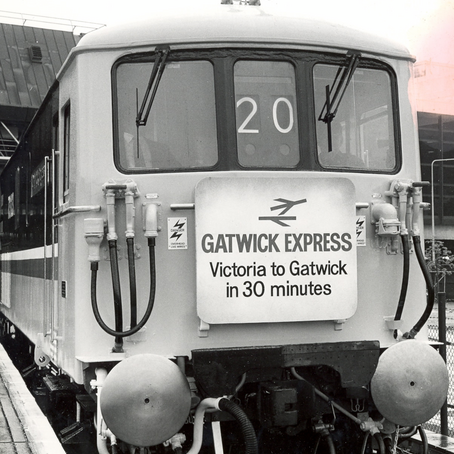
[90,171,448,452]
[0,2,449,454]
[77,7,448,451]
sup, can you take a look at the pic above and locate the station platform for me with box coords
[0,343,65,454]
[425,432,454,453]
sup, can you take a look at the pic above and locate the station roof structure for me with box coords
[0,12,103,162]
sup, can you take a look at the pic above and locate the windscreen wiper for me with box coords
[135,45,170,128]
[318,51,361,151]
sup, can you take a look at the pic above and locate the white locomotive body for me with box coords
[0,4,447,454]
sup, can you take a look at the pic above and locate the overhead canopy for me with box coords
[0,22,80,121]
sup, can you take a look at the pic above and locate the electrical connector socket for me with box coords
[84,218,105,262]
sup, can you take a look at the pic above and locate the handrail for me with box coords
[53,205,101,219]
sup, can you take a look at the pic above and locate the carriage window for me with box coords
[115,60,217,171]
[314,64,396,171]
[63,104,70,202]
[234,61,299,168]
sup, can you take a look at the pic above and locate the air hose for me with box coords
[396,426,417,440]
[108,240,124,349]
[218,398,258,454]
[126,237,137,328]
[315,432,336,454]
[186,398,257,454]
[416,426,429,454]
[106,237,140,347]
[403,235,435,339]
[90,237,156,338]
[314,424,336,454]
[384,427,428,454]
[290,368,362,425]
[360,432,385,454]
[325,434,336,454]
[394,234,410,321]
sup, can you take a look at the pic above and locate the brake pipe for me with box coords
[410,183,429,237]
[406,193,413,240]
[315,427,336,454]
[108,239,124,351]
[125,185,136,239]
[105,188,118,242]
[185,398,223,454]
[394,234,410,321]
[185,397,258,454]
[127,238,138,328]
[219,398,258,454]
[125,185,138,328]
[403,235,435,339]
[393,182,411,322]
[394,182,409,236]
[417,426,429,454]
[229,372,247,398]
[104,185,124,350]
[90,368,110,454]
[87,182,157,340]
[290,368,362,426]
[291,369,386,449]
[403,182,434,339]
[90,236,156,338]
[360,432,385,454]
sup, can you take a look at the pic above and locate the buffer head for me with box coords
[371,340,448,426]
[100,354,191,446]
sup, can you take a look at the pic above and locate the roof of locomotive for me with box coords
[73,3,413,62]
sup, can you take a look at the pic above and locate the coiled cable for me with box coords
[218,398,258,454]
[126,238,137,328]
[404,236,435,338]
[394,234,410,321]
[91,237,156,338]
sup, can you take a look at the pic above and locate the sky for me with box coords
[3,0,454,64]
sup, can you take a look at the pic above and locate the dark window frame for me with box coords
[312,62,400,174]
[111,48,402,174]
[62,102,71,203]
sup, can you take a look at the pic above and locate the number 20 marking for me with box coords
[237,97,259,133]
[237,96,294,134]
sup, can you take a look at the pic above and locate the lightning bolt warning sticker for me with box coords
[356,215,366,247]
[168,218,188,250]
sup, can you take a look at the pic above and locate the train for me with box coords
[0,1,449,453]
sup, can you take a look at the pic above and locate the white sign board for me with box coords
[195,177,357,324]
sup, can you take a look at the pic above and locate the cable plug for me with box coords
[84,218,105,262]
